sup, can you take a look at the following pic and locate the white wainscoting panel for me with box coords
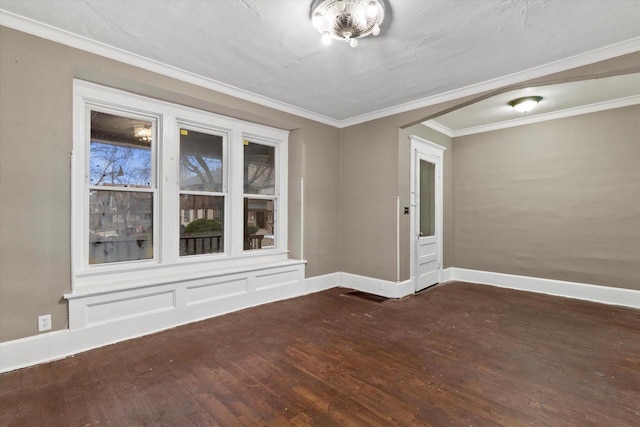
[86,290,176,327]
[186,278,247,306]
[1,261,306,374]
[254,268,300,291]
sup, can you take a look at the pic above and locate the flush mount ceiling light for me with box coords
[312,0,385,48]
[508,96,543,113]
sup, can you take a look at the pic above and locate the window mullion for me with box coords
[228,128,243,257]
[161,115,179,263]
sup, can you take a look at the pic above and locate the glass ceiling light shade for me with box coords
[312,0,385,48]
[508,96,543,113]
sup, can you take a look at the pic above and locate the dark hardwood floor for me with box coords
[1,281,639,426]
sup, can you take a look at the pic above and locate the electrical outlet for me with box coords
[38,314,51,332]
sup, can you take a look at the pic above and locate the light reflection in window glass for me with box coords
[180,129,223,193]
[244,142,275,195]
[90,112,152,188]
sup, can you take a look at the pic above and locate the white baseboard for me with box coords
[305,272,341,294]
[339,272,413,299]
[447,268,640,309]
[4,266,636,373]
[442,267,454,283]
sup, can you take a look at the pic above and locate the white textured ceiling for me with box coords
[429,73,640,134]
[1,0,639,125]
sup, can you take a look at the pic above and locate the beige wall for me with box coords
[0,27,72,342]
[453,105,640,290]
[288,124,341,276]
[0,27,340,341]
[339,118,398,281]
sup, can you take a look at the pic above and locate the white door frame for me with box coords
[410,135,446,292]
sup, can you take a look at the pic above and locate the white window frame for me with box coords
[242,134,281,253]
[174,119,230,260]
[84,106,161,267]
[72,80,289,293]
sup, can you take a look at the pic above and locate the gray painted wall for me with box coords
[339,118,399,281]
[453,106,640,290]
[288,124,341,275]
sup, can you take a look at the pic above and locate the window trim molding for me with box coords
[241,133,282,252]
[72,80,289,293]
[175,120,229,260]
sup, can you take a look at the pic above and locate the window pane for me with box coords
[89,190,153,264]
[244,142,275,195]
[90,112,152,188]
[419,159,435,237]
[244,198,275,250]
[180,195,224,256]
[180,129,223,192]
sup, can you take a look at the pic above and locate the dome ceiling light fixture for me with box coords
[312,0,385,48]
[508,96,543,113]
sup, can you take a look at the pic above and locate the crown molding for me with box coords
[0,10,342,128]
[421,120,454,137]
[1,9,639,130]
[433,95,640,137]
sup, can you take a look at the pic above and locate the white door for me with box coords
[416,156,438,290]
[410,136,445,292]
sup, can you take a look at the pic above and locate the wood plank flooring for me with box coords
[1,281,639,426]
